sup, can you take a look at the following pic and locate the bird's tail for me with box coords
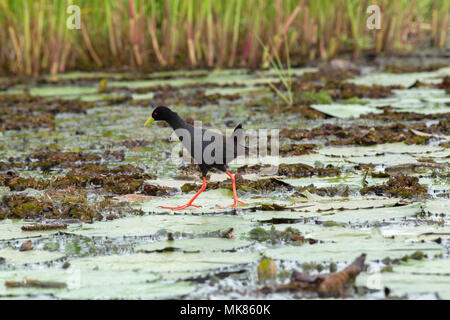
[231,124,249,157]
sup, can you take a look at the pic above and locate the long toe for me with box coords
[161,205,186,210]
[162,203,199,210]
[219,200,246,209]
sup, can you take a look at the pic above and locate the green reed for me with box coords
[0,0,447,75]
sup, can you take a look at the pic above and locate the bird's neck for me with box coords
[166,112,190,131]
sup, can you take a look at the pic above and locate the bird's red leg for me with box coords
[225,171,246,207]
[162,177,206,210]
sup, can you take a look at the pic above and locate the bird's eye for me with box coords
[154,112,158,117]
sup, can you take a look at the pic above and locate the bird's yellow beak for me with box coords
[144,116,154,127]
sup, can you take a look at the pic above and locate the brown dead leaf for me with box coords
[5,278,67,289]
[260,203,286,211]
[19,240,32,252]
[21,223,67,231]
[410,128,449,140]
[317,253,366,297]
[261,253,366,298]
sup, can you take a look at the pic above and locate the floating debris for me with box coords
[5,278,67,289]
[261,253,366,298]
[21,223,68,231]
[19,240,32,252]
[361,173,429,199]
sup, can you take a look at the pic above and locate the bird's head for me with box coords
[144,106,174,126]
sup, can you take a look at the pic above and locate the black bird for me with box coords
[145,106,247,210]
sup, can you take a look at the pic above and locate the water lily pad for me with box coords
[0,220,79,241]
[293,197,402,213]
[282,175,365,189]
[424,200,449,215]
[29,86,98,97]
[265,239,443,263]
[357,258,450,299]
[345,154,417,166]
[135,238,253,252]
[70,251,260,275]
[0,248,65,265]
[319,143,443,157]
[317,203,420,224]
[380,224,450,241]
[0,267,193,299]
[348,67,450,87]
[69,214,256,238]
[310,104,383,118]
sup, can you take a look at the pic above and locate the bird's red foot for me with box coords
[229,199,247,207]
[162,177,207,211]
[218,199,247,209]
[162,203,200,210]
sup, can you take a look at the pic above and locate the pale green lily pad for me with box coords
[69,214,256,238]
[293,197,402,213]
[381,224,450,240]
[135,238,253,252]
[70,251,260,275]
[345,154,417,165]
[132,92,155,100]
[107,68,287,89]
[306,226,376,241]
[0,248,65,265]
[419,149,450,159]
[60,279,195,300]
[319,143,443,157]
[364,88,450,115]
[0,267,194,299]
[260,67,317,77]
[265,239,443,263]
[357,258,450,299]
[281,174,366,189]
[0,220,78,241]
[42,71,124,80]
[310,104,383,118]
[348,67,450,87]
[29,86,98,97]
[419,177,450,196]
[242,209,316,223]
[205,86,264,96]
[392,88,447,98]
[424,200,449,215]
[389,258,450,275]
[317,203,420,224]
[77,93,126,102]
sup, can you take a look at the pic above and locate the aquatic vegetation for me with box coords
[0,66,449,300]
[1,194,59,219]
[360,173,429,199]
[249,226,306,244]
[278,163,340,178]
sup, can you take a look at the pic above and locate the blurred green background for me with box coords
[0,0,448,75]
